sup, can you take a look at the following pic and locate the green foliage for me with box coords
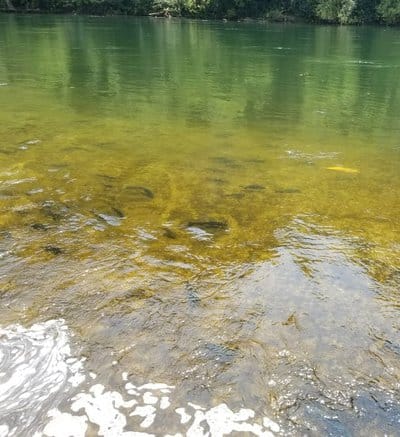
[315,0,356,23]
[1,0,399,24]
[377,0,400,23]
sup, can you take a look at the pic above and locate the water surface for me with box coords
[0,15,399,436]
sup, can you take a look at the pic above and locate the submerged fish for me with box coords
[187,221,228,231]
[44,245,63,255]
[275,188,301,194]
[124,186,154,199]
[326,166,359,174]
[243,184,265,191]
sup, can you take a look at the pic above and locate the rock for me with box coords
[282,312,300,329]
[186,283,201,306]
[201,343,239,364]
[95,213,122,227]
[186,226,212,241]
[41,201,69,221]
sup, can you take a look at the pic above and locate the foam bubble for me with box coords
[0,319,85,436]
[43,410,87,437]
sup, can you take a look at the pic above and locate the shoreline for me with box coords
[0,10,397,26]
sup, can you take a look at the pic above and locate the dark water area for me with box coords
[0,15,399,436]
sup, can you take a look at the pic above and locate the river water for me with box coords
[0,15,399,436]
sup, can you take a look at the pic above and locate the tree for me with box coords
[378,0,400,23]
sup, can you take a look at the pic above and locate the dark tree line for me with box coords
[1,0,400,24]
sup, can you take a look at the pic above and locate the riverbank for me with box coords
[1,0,399,25]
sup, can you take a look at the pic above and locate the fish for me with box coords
[243,184,265,191]
[225,193,244,199]
[124,186,154,199]
[111,207,125,218]
[187,221,228,231]
[163,228,177,239]
[326,166,359,174]
[31,223,48,231]
[275,188,301,194]
[44,245,63,255]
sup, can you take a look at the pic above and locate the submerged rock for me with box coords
[186,226,212,241]
[95,213,122,227]
[201,343,239,364]
[186,283,201,306]
[282,313,301,329]
[41,201,70,221]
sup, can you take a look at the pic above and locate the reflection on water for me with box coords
[0,15,399,436]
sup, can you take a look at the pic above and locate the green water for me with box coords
[0,15,399,435]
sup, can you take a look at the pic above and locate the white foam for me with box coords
[186,404,273,437]
[143,392,158,405]
[43,409,87,437]
[0,320,85,437]
[138,383,174,391]
[71,384,137,436]
[263,417,280,433]
[175,407,192,424]
[160,396,171,410]
[130,405,157,428]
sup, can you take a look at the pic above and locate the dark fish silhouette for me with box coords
[125,186,154,199]
[187,221,228,231]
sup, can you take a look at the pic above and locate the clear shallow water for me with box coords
[0,15,399,436]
